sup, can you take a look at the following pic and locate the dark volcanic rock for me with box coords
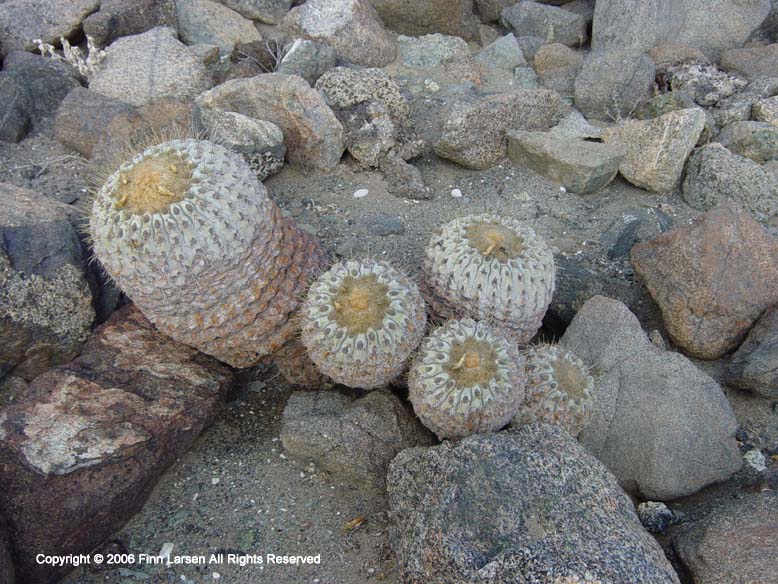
[726,305,778,399]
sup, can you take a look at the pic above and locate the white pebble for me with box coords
[560,186,567,193]
[211,477,220,485]
[353,188,369,198]
[451,188,463,198]
[745,449,767,472]
[213,573,221,580]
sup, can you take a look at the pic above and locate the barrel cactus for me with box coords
[513,344,594,437]
[408,318,526,440]
[421,213,555,344]
[89,138,327,368]
[300,259,426,389]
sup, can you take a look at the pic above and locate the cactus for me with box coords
[300,259,426,389]
[421,213,556,344]
[408,318,526,440]
[513,344,594,437]
[89,138,327,368]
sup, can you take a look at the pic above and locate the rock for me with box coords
[716,121,778,163]
[592,0,771,60]
[501,1,588,47]
[277,39,337,85]
[561,296,742,499]
[53,87,134,158]
[550,108,603,139]
[512,66,542,89]
[89,26,211,107]
[82,0,178,47]
[631,201,778,360]
[363,212,405,236]
[638,502,677,534]
[507,130,625,194]
[0,74,30,143]
[668,64,748,107]
[649,43,709,72]
[283,0,396,67]
[433,89,568,170]
[725,306,778,399]
[380,153,431,200]
[475,0,514,23]
[0,0,100,57]
[533,42,583,95]
[682,143,778,222]
[0,305,233,583]
[177,0,262,56]
[753,95,778,127]
[475,33,527,71]
[280,390,433,488]
[0,516,13,584]
[315,67,410,123]
[634,91,717,145]
[0,183,94,381]
[396,33,470,68]
[387,426,681,584]
[674,492,778,584]
[601,109,706,193]
[369,0,479,40]
[599,206,673,260]
[720,43,778,79]
[574,49,656,121]
[196,73,344,172]
[337,101,397,167]
[217,0,291,23]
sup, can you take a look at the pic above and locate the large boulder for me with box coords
[0,306,233,583]
[0,74,30,143]
[387,425,681,583]
[196,73,344,172]
[501,1,588,47]
[561,296,742,500]
[369,0,480,40]
[725,306,778,399]
[283,0,396,67]
[176,0,261,56]
[89,26,211,107]
[0,183,94,381]
[715,120,778,163]
[720,43,778,79]
[82,0,178,47]
[631,201,778,360]
[217,0,292,23]
[753,94,778,127]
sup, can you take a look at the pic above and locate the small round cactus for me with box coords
[89,138,327,368]
[513,344,594,437]
[421,213,555,344]
[408,318,526,440]
[300,259,426,389]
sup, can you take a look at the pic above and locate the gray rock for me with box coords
[533,42,583,96]
[507,129,625,194]
[277,39,337,85]
[516,35,545,62]
[177,0,262,56]
[363,213,405,236]
[634,91,717,145]
[0,73,31,143]
[753,95,778,126]
[217,0,291,23]
[475,33,527,71]
[726,306,778,399]
[501,1,588,47]
[82,0,178,47]
[434,89,569,170]
[0,514,13,584]
[380,153,431,200]
[550,108,603,139]
[512,66,542,89]
[0,183,95,381]
[0,0,100,57]
[475,0,514,23]
[720,43,778,79]
[637,501,677,534]
[337,101,397,167]
[600,207,673,259]
[369,0,480,40]
[561,296,742,500]
[682,143,778,222]
[90,26,211,107]
[196,73,344,172]
[602,108,706,193]
[674,492,778,584]
[716,121,778,163]
[669,63,748,107]
[315,67,410,123]
[283,0,396,67]
[387,426,681,584]
[396,33,470,68]
[574,49,656,121]
[280,390,433,488]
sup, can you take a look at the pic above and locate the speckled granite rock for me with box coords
[726,306,778,399]
[369,0,480,41]
[82,0,178,47]
[177,0,262,56]
[218,0,291,23]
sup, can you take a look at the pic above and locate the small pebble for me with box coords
[745,449,767,473]
[353,188,369,198]
[451,188,462,198]
[211,477,220,485]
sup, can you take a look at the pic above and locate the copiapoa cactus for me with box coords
[300,259,426,389]
[513,344,594,437]
[421,213,555,344]
[89,138,327,368]
[408,318,526,440]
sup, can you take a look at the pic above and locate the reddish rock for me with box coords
[631,201,778,360]
[0,306,232,583]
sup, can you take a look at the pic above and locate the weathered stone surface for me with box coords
[753,95,778,127]
[550,108,603,139]
[337,101,397,167]
[434,89,568,169]
[475,33,527,71]
[369,0,479,40]
[82,0,178,47]
[668,64,748,107]
[475,0,514,23]
[0,183,94,381]
[0,0,100,57]
[315,67,410,123]
[501,1,588,47]
[721,43,778,79]
[196,73,344,172]
[283,0,396,67]
[649,43,709,72]
[0,74,30,143]
[561,296,742,499]
[674,492,778,584]
[281,390,433,488]
[396,33,470,68]
[601,109,706,192]
[716,121,778,163]
[177,0,262,56]
[388,426,681,584]
[380,153,431,199]
[0,515,13,584]
[217,0,291,23]
[53,87,134,158]
[635,91,718,145]
[533,42,583,95]
[725,306,778,399]
[0,306,233,583]
[574,49,656,121]
[507,129,624,194]
[90,26,211,107]
[631,201,778,360]
[277,39,337,85]
[682,143,778,222]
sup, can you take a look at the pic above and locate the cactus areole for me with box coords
[90,139,327,368]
